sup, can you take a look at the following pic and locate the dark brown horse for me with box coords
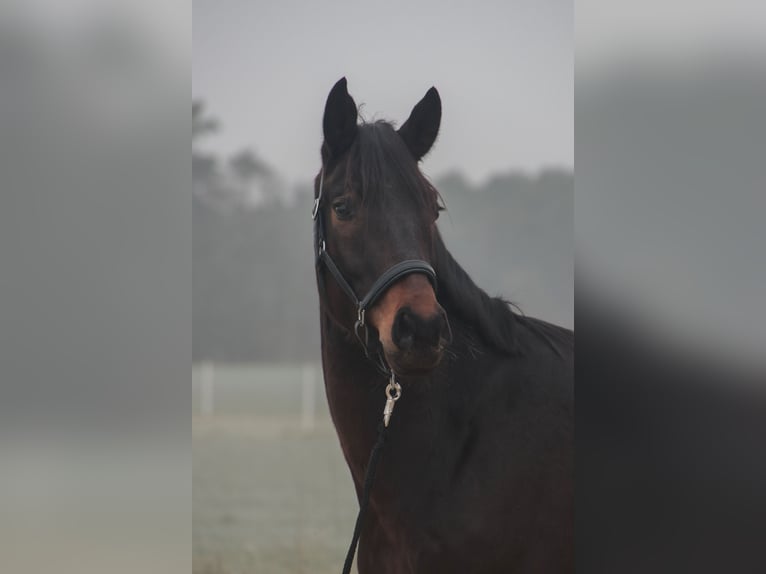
[314,78,573,573]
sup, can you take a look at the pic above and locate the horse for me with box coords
[313,77,573,574]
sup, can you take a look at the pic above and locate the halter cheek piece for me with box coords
[313,169,437,374]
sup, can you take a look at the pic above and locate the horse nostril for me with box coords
[392,307,449,352]
[392,308,416,351]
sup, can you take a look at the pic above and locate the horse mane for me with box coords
[433,233,574,358]
[432,228,523,355]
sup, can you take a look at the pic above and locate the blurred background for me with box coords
[193,1,572,572]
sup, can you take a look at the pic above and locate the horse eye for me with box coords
[332,200,353,220]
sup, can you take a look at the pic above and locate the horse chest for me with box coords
[354,397,572,574]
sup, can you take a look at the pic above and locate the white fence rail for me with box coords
[192,362,326,428]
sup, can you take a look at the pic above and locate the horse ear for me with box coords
[322,77,358,163]
[398,87,441,161]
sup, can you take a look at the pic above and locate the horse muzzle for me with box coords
[383,304,451,375]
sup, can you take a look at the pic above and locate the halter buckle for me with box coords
[353,307,368,352]
[312,197,321,220]
[356,307,365,328]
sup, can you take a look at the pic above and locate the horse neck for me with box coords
[320,312,390,481]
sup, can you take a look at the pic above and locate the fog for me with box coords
[193,0,573,185]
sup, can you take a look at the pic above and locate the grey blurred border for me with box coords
[0,2,190,573]
[576,2,766,572]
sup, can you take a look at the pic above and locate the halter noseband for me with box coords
[313,169,437,372]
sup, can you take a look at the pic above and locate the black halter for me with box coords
[313,170,437,372]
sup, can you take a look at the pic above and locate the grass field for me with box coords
[192,364,358,574]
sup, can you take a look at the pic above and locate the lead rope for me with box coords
[341,374,402,574]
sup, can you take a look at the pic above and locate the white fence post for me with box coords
[200,361,215,417]
[300,364,317,431]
